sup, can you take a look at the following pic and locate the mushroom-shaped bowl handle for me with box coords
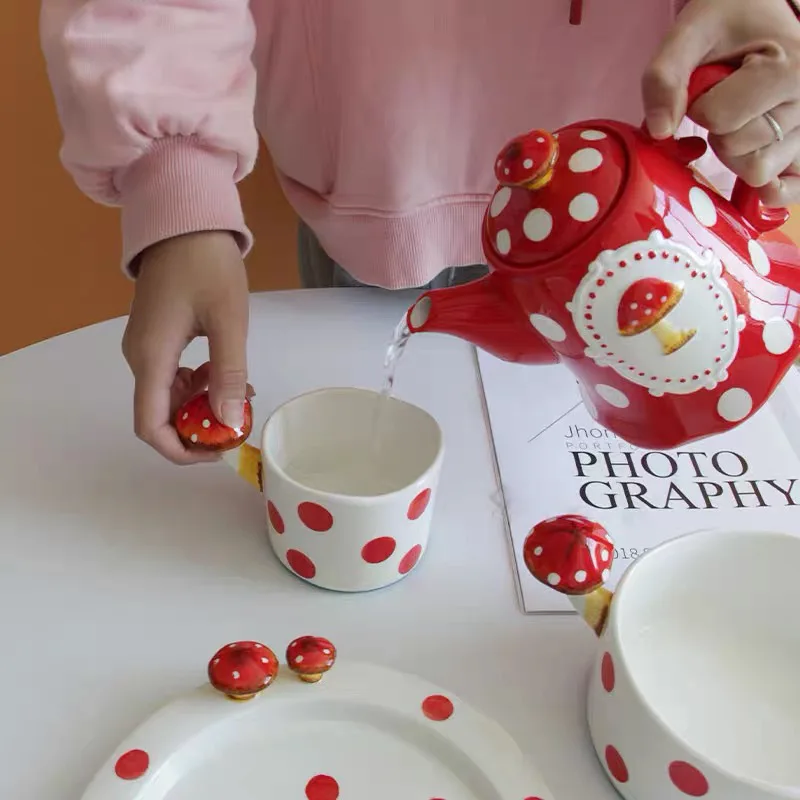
[647,62,789,234]
[523,515,616,636]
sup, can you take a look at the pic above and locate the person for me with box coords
[40,0,800,465]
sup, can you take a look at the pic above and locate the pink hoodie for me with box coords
[40,0,719,288]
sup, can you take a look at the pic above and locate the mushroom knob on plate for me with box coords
[523,515,616,635]
[617,277,696,356]
[208,641,279,700]
[286,636,337,683]
[494,129,559,190]
[174,391,253,451]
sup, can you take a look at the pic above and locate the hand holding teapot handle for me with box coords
[648,63,790,234]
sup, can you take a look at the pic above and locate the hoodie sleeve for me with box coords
[40,0,259,276]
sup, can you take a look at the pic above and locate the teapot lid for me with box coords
[485,125,627,267]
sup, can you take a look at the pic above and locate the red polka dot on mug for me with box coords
[398,544,423,574]
[287,549,316,579]
[407,488,431,520]
[298,502,334,532]
[361,536,397,564]
[267,501,285,534]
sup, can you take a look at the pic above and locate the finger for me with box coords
[758,169,800,206]
[717,129,800,187]
[173,367,196,399]
[134,370,220,465]
[128,329,217,465]
[175,362,255,415]
[189,361,212,396]
[184,362,255,401]
[709,102,800,158]
[170,366,205,418]
[689,47,794,135]
[203,291,250,430]
[642,2,718,138]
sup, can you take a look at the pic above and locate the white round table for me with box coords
[0,289,614,800]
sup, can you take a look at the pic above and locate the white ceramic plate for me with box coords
[81,661,552,800]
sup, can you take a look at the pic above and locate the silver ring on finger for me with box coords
[764,110,785,143]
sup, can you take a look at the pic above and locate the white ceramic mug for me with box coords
[224,387,444,592]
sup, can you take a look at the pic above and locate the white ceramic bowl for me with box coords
[588,528,800,800]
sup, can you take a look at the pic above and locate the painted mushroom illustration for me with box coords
[175,391,253,451]
[208,641,279,700]
[495,129,559,190]
[617,277,696,355]
[286,636,337,683]
[523,515,615,635]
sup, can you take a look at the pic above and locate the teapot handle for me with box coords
[657,63,790,234]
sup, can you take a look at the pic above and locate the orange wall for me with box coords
[1,1,299,356]
[3,3,800,355]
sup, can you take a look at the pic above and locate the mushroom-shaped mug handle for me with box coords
[173,390,264,492]
[523,515,615,636]
[645,62,789,234]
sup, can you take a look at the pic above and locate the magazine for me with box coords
[477,352,800,613]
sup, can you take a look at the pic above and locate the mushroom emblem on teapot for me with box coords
[406,64,800,450]
[569,231,741,397]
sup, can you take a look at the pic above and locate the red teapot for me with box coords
[406,64,800,450]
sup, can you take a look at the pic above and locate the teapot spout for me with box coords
[406,272,558,364]
[221,442,264,492]
[523,515,616,637]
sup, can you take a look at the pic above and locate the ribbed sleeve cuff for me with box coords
[117,136,253,277]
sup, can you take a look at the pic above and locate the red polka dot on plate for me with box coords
[114,749,149,780]
[298,502,334,532]
[287,549,317,580]
[306,774,339,800]
[398,544,423,574]
[422,694,454,721]
[601,652,615,692]
[408,488,431,520]
[605,745,629,783]
[361,536,397,564]
[267,501,285,534]
[669,761,709,796]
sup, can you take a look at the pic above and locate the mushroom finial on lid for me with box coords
[523,515,616,635]
[494,129,559,190]
[286,636,337,683]
[175,391,253,451]
[208,641,279,700]
[617,278,696,355]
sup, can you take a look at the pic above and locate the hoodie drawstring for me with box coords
[570,0,583,25]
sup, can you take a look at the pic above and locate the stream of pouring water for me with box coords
[382,315,412,396]
[371,314,412,455]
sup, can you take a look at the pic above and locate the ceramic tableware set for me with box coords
[83,63,800,799]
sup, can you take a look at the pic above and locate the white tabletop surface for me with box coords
[0,288,614,800]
